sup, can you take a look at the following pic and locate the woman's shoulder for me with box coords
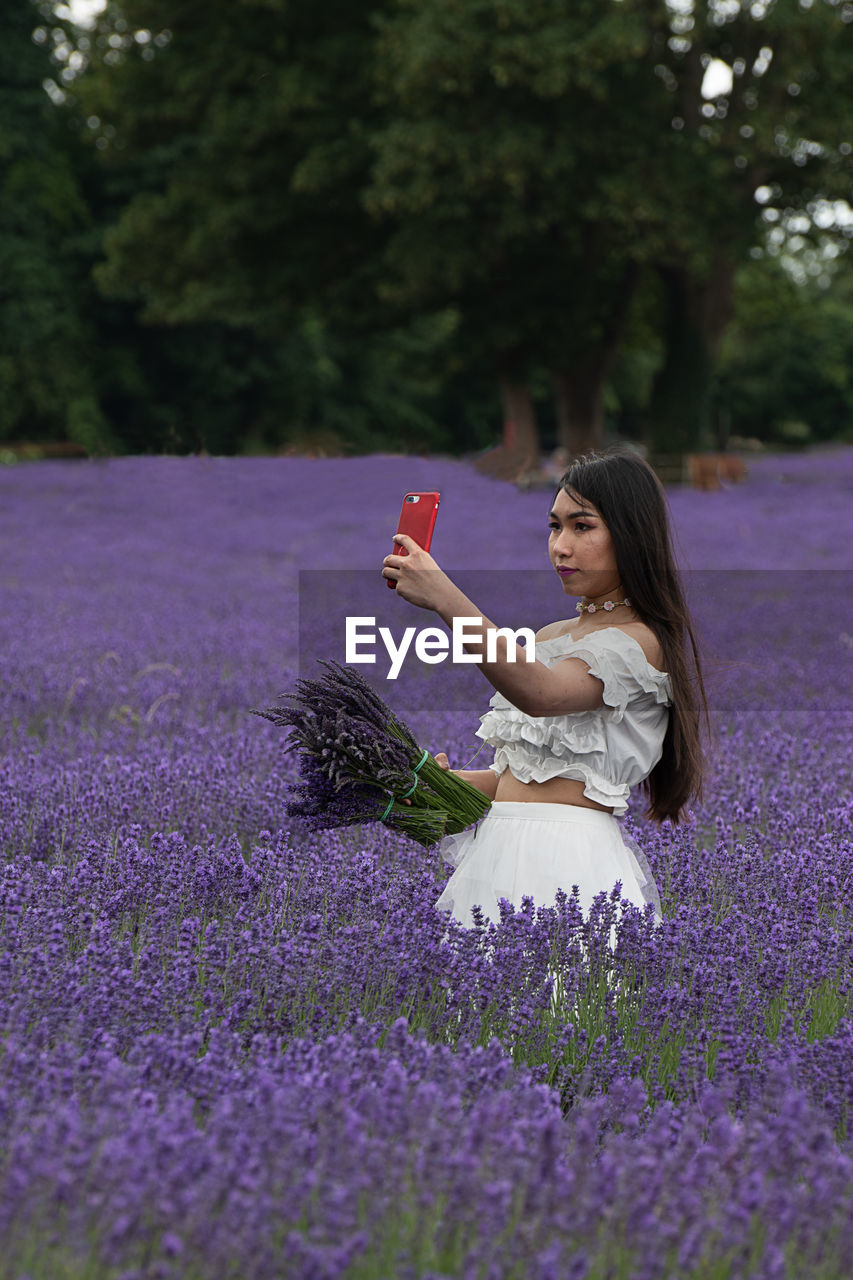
[608,621,665,674]
[533,620,574,643]
[534,618,665,674]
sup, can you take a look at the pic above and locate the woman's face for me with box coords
[548,487,623,603]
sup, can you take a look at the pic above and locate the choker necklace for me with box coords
[576,597,631,615]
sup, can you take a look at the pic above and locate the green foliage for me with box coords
[632,0,853,449]
[63,0,493,453]
[81,302,473,456]
[77,0,384,335]
[366,0,672,383]
[366,0,853,450]
[4,0,853,454]
[718,254,853,445]
[0,3,109,445]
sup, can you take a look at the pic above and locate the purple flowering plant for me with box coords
[0,448,852,1277]
[253,658,491,846]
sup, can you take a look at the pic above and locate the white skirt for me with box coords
[434,800,662,929]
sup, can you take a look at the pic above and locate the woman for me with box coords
[381,447,708,928]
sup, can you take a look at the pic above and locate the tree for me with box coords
[366,0,674,469]
[638,0,853,451]
[70,0,853,461]
[76,0,676,466]
[369,0,853,458]
[717,252,853,444]
[72,0,480,454]
[74,0,388,334]
[0,2,110,449]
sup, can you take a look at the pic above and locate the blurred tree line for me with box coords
[3,0,853,463]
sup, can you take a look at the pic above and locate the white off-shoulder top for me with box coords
[478,626,673,816]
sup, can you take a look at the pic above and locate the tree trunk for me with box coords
[551,260,639,458]
[646,256,736,455]
[475,375,540,481]
[552,368,606,456]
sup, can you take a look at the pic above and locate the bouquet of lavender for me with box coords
[253,660,491,847]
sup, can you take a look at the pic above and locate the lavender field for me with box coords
[1,447,852,1279]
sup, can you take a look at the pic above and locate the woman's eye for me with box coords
[547,522,559,532]
[575,522,591,531]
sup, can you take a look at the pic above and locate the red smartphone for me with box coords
[387,491,441,589]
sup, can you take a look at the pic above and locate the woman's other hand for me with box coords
[402,750,451,805]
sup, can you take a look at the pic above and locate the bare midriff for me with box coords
[493,770,614,813]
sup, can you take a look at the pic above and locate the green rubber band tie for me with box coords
[380,750,431,821]
[379,795,395,822]
[399,748,431,799]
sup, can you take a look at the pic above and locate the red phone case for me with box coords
[387,491,441,588]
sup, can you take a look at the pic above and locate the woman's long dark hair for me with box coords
[555,446,709,824]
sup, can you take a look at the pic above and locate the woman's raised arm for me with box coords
[383,533,606,718]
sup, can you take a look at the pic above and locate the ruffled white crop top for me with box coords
[477,626,673,816]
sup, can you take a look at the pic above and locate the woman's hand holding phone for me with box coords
[383,488,448,611]
[382,532,452,610]
[385,491,441,596]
